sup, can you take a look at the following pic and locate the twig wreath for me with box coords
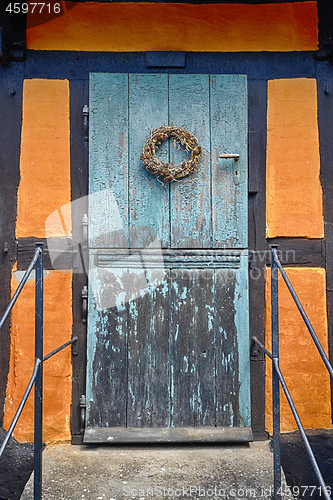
[140,125,203,184]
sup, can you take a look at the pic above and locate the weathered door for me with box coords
[84,74,250,443]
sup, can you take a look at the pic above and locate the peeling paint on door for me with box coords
[86,74,249,441]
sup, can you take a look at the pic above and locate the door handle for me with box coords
[219,154,240,185]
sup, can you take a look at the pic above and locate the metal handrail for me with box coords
[43,337,78,362]
[0,336,78,461]
[273,253,333,378]
[0,243,78,500]
[0,359,41,459]
[252,245,332,500]
[0,246,42,330]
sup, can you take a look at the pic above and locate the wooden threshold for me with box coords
[83,426,253,444]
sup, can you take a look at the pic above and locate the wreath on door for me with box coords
[140,125,202,184]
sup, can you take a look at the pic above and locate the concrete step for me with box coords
[22,441,292,500]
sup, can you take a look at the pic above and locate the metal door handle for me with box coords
[219,154,240,160]
[219,154,240,185]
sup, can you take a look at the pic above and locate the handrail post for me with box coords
[271,245,281,499]
[34,243,43,500]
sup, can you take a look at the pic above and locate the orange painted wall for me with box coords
[4,78,73,443]
[16,79,71,239]
[265,268,331,433]
[266,78,324,238]
[4,270,72,443]
[26,1,318,52]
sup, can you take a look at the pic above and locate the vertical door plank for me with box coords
[235,252,251,427]
[129,74,170,248]
[169,74,212,248]
[86,264,128,428]
[170,269,216,427]
[211,75,248,248]
[214,269,240,426]
[87,73,130,430]
[127,268,170,427]
[89,73,129,248]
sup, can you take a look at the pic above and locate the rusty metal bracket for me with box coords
[315,38,333,64]
[83,105,89,142]
[80,395,86,433]
[82,285,88,324]
[82,213,88,245]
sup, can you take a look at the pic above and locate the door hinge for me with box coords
[82,285,88,324]
[80,395,86,433]
[83,105,89,142]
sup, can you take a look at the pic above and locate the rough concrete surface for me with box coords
[22,441,292,500]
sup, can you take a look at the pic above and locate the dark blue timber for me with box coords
[0,61,24,426]
[145,51,185,68]
[24,50,316,81]
[248,79,268,439]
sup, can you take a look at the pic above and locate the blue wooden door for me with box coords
[84,74,250,443]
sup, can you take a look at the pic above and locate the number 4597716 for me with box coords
[6,3,61,14]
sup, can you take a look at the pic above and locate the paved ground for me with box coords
[22,441,292,500]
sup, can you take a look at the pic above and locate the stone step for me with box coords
[22,441,293,500]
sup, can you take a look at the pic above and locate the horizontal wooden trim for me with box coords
[17,237,326,270]
[17,236,73,270]
[24,51,316,82]
[265,238,325,267]
[83,426,253,443]
[145,51,185,67]
[94,249,242,269]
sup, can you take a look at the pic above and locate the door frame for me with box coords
[69,58,268,444]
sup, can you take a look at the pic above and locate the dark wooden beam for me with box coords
[69,80,89,444]
[83,426,253,444]
[317,59,333,424]
[16,237,73,270]
[24,51,316,82]
[266,238,325,267]
[0,64,23,425]
[317,0,333,47]
[248,80,268,440]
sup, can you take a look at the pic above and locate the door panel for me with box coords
[127,268,170,427]
[89,73,129,248]
[170,268,216,427]
[85,73,250,442]
[169,74,212,248]
[211,75,248,248]
[129,74,170,248]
